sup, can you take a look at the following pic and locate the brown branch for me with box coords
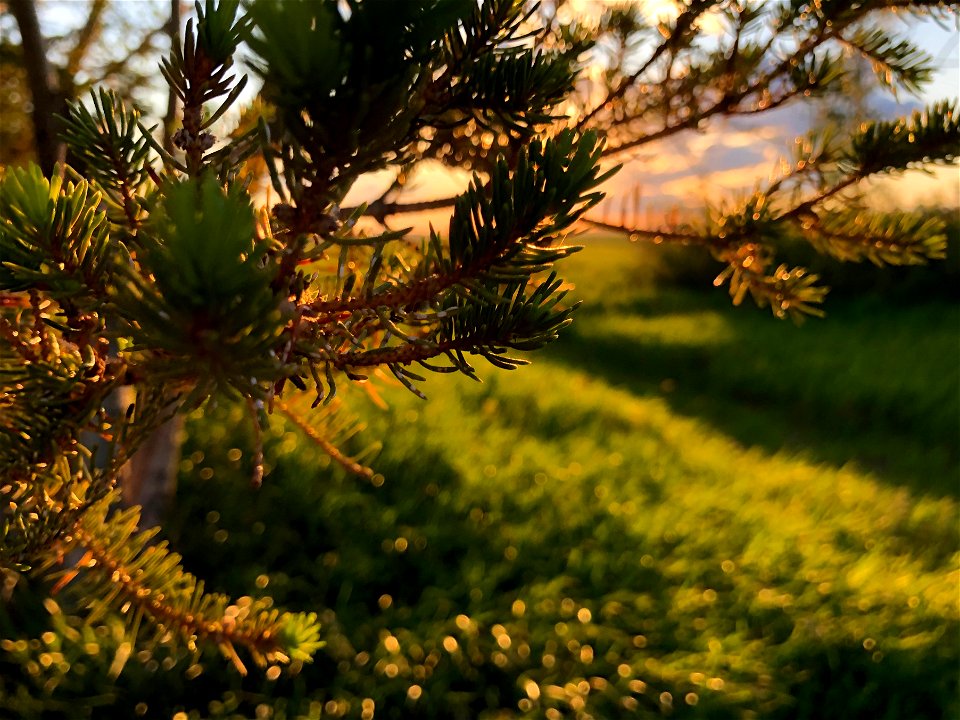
[306,272,455,316]
[64,0,108,76]
[305,199,528,315]
[343,195,460,224]
[776,176,860,223]
[332,337,464,369]
[580,217,710,247]
[275,399,375,480]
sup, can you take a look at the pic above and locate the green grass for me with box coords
[555,239,959,495]
[3,239,958,719]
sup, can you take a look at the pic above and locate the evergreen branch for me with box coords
[845,100,960,175]
[112,177,289,403]
[60,89,151,232]
[331,273,577,388]
[444,0,528,63]
[714,252,828,321]
[792,209,949,265]
[830,28,933,93]
[449,49,575,131]
[162,0,249,175]
[601,37,831,157]
[0,458,94,574]
[588,100,952,317]
[45,497,323,675]
[597,0,919,157]
[305,130,610,315]
[0,301,117,478]
[275,398,376,480]
[0,164,112,305]
[771,102,958,226]
[577,1,713,130]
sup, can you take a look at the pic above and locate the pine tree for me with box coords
[1,0,956,680]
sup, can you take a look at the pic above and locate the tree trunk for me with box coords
[121,413,185,530]
[119,0,186,530]
[102,387,184,530]
[9,0,66,175]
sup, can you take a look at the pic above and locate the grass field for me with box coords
[3,239,958,718]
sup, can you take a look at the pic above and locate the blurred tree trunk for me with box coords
[119,0,185,529]
[9,0,66,175]
[121,401,184,530]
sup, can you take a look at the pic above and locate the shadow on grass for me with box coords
[158,434,699,719]
[544,298,959,500]
[158,402,956,720]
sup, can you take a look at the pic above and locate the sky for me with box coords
[595,2,959,213]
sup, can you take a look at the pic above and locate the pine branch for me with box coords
[601,30,835,157]
[0,164,112,306]
[845,100,960,175]
[715,254,828,321]
[448,48,575,131]
[576,2,710,130]
[793,209,949,265]
[329,272,577,392]
[305,130,611,316]
[597,1,944,158]
[161,0,249,176]
[275,398,377,480]
[60,89,152,232]
[43,497,323,676]
[830,28,933,93]
[112,177,289,403]
[589,96,956,319]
